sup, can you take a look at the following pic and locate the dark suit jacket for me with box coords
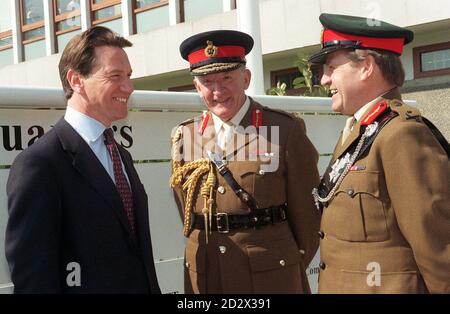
[5,118,161,294]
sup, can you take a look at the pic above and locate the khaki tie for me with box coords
[218,121,234,150]
[341,116,355,145]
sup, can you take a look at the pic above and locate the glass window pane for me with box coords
[0,48,13,68]
[24,39,46,61]
[56,16,81,31]
[24,27,45,40]
[23,0,44,25]
[0,35,12,48]
[94,4,121,20]
[0,1,12,32]
[421,49,450,72]
[183,0,222,22]
[136,0,162,9]
[96,18,123,35]
[56,0,81,15]
[136,4,169,33]
[57,29,82,52]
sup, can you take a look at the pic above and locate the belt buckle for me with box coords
[216,213,229,233]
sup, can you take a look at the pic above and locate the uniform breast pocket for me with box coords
[237,161,286,207]
[325,171,389,242]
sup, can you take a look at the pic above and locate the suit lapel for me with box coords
[54,118,135,238]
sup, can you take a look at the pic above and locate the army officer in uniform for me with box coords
[170,30,321,293]
[310,13,450,293]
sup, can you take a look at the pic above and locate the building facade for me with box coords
[0,0,449,138]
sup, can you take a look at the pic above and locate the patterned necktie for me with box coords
[103,128,136,234]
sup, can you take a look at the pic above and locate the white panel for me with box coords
[301,114,346,154]
[0,284,13,294]
[154,258,184,294]
[0,109,340,165]
[0,109,64,165]
[115,111,196,160]
[306,249,320,294]
[0,170,11,287]
[135,163,186,261]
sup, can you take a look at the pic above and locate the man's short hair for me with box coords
[347,49,406,87]
[58,26,132,99]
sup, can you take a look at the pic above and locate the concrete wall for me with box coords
[402,76,450,140]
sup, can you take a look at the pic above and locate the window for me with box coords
[20,0,46,61]
[21,0,45,42]
[413,42,450,78]
[92,0,121,21]
[54,0,82,52]
[133,0,169,34]
[0,1,13,68]
[270,66,323,96]
[180,0,223,23]
[91,0,122,34]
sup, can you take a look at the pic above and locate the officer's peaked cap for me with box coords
[309,13,414,64]
[180,30,254,76]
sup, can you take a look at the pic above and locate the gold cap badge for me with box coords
[204,40,218,58]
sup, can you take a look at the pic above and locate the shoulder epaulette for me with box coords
[178,117,196,126]
[361,100,389,125]
[386,99,422,122]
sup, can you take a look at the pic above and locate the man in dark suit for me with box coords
[5,26,161,294]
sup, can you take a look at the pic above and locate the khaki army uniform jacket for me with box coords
[318,89,450,293]
[171,98,320,293]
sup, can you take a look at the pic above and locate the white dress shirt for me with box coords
[64,106,129,184]
[211,96,250,149]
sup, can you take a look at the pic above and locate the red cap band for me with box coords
[323,29,405,55]
[188,46,246,65]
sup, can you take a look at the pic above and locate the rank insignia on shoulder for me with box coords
[361,101,388,125]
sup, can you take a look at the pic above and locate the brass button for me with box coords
[279,260,286,266]
[318,230,325,239]
[299,249,305,255]
[219,246,227,254]
[217,186,226,194]
[185,262,190,268]
[346,188,354,196]
[319,261,326,270]
[259,169,265,175]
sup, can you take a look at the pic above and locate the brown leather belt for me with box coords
[192,204,287,233]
